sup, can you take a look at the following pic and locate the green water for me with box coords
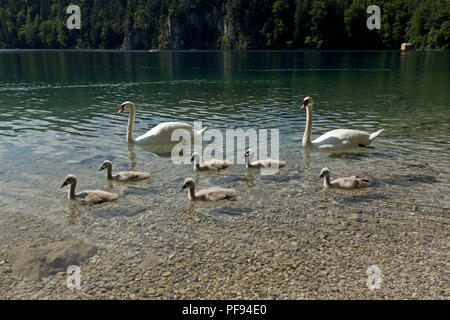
[0,51,449,298]
[0,50,448,216]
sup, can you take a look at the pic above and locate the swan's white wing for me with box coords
[135,122,193,144]
[312,129,371,150]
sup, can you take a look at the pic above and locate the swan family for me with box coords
[61,97,383,203]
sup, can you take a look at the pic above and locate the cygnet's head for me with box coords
[319,167,330,179]
[99,160,113,171]
[60,174,77,188]
[245,148,255,158]
[301,96,313,110]
[190,152,201,163]
[117,101,135,114]
[181,178,195,191]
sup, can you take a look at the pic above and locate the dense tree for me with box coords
[0,0,448,49]
[407,0,449,49]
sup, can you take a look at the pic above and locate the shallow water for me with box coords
[0,50,448,299]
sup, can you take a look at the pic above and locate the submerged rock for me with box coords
[9,240,97,280]
[139,249,163,269]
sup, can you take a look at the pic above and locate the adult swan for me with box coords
[117,101,207,145]
[300,96,384,151]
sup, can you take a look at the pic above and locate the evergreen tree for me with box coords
[0,0,447,50]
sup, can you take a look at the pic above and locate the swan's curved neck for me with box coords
[193,155,201,169]
[126,105,136,143]
[303,105,313,148]
[188,186,197,200]
[323,175,331,188]
[68,182,77,199]
[106,166,113,179]
[246,153,254,168]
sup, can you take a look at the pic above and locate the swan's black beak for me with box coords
[60,181,68,188]
[99,166,105,171]
[117,106,125,114]
[180,185,187,191]
[319,173,324,179]
[190,156,195,162]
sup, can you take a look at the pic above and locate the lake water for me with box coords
[0,50,448,299]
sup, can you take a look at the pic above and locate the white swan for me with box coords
[117,101,207,145]
[301,97,384,150]
[60,174,119,203]
[181,178,237,201]
[319,167,370,190]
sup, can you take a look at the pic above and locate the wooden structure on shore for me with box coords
[401,43,415,51]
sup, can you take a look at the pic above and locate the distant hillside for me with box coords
[0,0,448,50]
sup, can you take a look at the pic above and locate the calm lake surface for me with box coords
[0,50,448,299]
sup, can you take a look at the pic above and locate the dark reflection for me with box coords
[301,149,312,185]
[319,189,330,209]
[127,143,137,169]
[244,169,256,187]
[327,151,373,160]
[209,207,251,216]
[334,194,373,204]
[136,143,178,157]
[67,203,82,225]
[194,170,200,182]
[184,201,197,219]
[384,173,440,186]
[90,204,147,217]
[105,179,114,191]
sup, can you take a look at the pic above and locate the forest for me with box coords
[0,0,448,50]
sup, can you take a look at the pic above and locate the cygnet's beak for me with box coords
[60,181,68,188]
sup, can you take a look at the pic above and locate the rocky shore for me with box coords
[0,177,448,299]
